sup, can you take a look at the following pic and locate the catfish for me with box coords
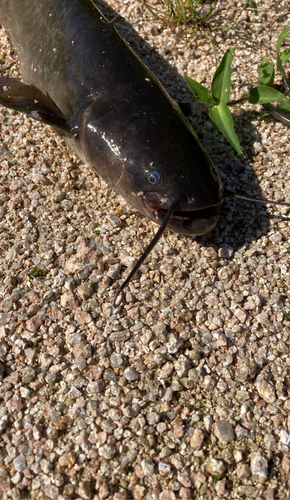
[0,0,222,231]
[0,0,223,301]
[0,1,287,304]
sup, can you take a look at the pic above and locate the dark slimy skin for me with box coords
[0,0,223,235]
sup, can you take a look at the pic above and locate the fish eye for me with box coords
[147,171,162,186]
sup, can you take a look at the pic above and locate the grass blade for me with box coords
[276,26,290,83]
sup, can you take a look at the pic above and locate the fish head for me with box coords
[82,96,223,236]
[122,110,223,236]
[133,158,222,236]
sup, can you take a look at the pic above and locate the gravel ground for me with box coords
[0,0,290,499]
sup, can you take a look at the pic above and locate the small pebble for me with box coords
[214,420,235,442]
[250,454,268,482]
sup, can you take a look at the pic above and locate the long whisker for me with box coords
[225,189,290,207]
[112,199,180,307]
[263,103,290,128]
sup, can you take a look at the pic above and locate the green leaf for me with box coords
[211,48,233,104]
[209,101,241,155]
[276,27,290,54]
[258,57,275,85]
[276,26,290,80]
[184,75,215,105]
[276,100,290,119]
[280,47,290,64]
[248,85,289,104]
[277,100,290,111]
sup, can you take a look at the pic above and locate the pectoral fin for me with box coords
[0,78,71,132]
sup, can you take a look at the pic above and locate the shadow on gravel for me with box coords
[94,0,286,253]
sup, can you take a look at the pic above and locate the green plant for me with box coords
[165,0,218,28]
[28,266,45,279]
[139,0,255,40]
[139,0,218,33]
[185,26,290,154]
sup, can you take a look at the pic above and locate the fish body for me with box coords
[0,0,222,235]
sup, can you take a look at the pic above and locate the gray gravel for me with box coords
[0,0,290,498]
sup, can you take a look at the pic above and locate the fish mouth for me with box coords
[142,195,221,235]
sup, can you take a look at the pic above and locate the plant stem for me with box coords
[227,95,250,106]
